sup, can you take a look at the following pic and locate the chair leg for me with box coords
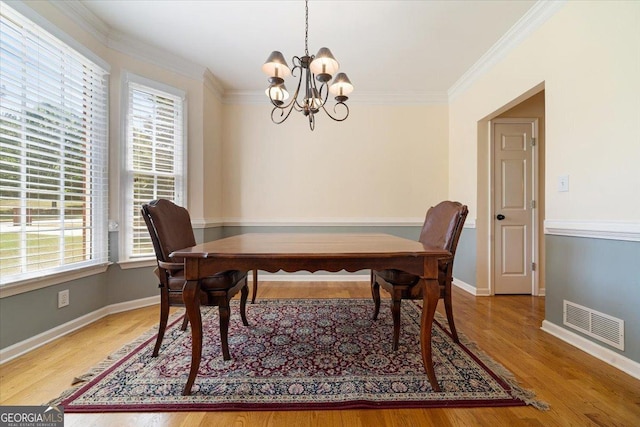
[390,297,402,351]
[152,287,170,357]
[251,269,258,304]
[444,282,459,343]
[240,279,249,326]
[219,300,232,360]
[371,271,381,320]
[180,315,189,331]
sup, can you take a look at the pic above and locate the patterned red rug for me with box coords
[50,299,547,412]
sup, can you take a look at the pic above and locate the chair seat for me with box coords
[375,264,447,287]
[375,269,420,286]
[168,269,247,291]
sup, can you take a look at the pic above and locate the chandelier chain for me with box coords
[304,0,309,56]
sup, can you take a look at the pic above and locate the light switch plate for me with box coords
[558,175,569,192]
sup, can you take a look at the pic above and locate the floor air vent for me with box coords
[563,300,624,350]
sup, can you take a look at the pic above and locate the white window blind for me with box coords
[0,4,109,285]
[124,79,185,260]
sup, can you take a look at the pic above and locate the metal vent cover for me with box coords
[563,300,624,350]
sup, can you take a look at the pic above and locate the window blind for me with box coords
[125,81,184,259]
[0,4,109,285]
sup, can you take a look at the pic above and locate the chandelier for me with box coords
[262,0,353,131]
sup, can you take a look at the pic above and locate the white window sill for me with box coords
[118,258,157,270]
[0,264,110,298]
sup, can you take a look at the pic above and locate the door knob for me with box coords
[496,214,505,220]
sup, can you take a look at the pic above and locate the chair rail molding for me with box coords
[221,217,426,227]
[544,220,640,242]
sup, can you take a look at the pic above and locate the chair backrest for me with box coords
[141,199,196,264]
[418,201,468,259]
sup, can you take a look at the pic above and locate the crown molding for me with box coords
[49,0,109,44]
[203,68,225,101]
[545,220,640,242]
[448,0,566,101]
[107,29,206,80]
[51,0,208,81]
[49,0,566,104]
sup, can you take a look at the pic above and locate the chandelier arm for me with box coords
[267,60,305,111]
[270,102,297,125]
[316,80,329,106]
[319,101,350,122]
[291,64,306,111]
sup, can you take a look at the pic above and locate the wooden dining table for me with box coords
[170,233,451,396]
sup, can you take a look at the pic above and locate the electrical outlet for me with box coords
[58,289,69,308]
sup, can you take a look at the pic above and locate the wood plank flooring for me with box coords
[1,281,639,426]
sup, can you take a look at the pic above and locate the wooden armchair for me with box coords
[372,201,468,349]
[141,199,249,360]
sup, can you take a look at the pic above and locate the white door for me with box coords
[492,119,537,294]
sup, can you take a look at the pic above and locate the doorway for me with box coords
[476,88,545,296]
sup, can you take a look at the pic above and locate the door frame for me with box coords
[489,118,540,295]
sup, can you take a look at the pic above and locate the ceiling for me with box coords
[79,0,538,99]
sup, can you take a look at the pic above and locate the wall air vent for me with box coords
[563,300,624,350]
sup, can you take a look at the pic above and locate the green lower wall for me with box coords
[453,227,476,287]
[545,235,640,361]
[0,225,477,350]
[0,274,108,349]
[14,227,640,370]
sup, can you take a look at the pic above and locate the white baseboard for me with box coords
[541,320,640,381]
[0,296,160,365]
[452,278,476,295]
[453,278,491,296]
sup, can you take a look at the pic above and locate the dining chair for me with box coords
[141,199,249,360]
[372,201,468,349]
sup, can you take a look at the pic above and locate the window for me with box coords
[0,4,109,286]
[122,76,185,261]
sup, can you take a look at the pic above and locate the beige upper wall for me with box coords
[27,1,639,229]
[201,76,225,222]
[449,0,640,223]
[221,103,449,222]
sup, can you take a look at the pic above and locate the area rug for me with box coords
[49,299,547,412]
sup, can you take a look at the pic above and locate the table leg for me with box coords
[182,280,202,396]
[420,277,442,392]
[251,269,258,304]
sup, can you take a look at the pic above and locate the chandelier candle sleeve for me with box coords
[261,0,353,131]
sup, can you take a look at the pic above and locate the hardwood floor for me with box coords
[1,281,639,426]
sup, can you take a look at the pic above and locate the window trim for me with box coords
[0,1,110,289]
[0,264,109,299]
[5,0,110,73]
[119,72,188,263]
